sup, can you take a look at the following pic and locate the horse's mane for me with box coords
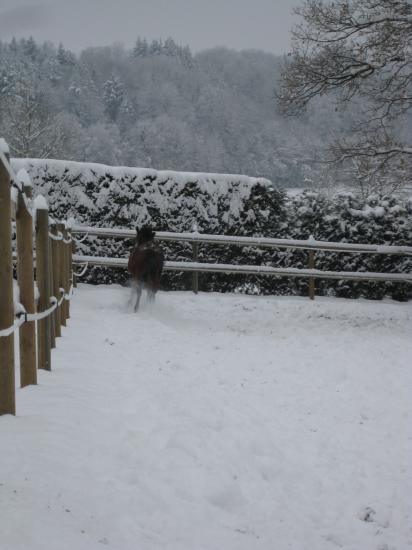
[136,225,156,246]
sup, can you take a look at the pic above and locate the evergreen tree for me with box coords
[57,43,76,66]
[103,76,125,122]
[132,38,148,58]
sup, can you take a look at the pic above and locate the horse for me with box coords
[128,225,164,312]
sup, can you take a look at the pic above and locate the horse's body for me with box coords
[128,226,164,312]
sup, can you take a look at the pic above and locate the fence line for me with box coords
[2,149,412,417]
[71,225,412,256]
[0,140,74,416]
[71,223,412,293]
[72,254,412,284]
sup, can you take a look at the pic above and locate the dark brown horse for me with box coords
[128,226,164,312]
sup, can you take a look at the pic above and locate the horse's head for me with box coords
[136,225,156,246]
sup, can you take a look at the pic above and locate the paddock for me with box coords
[1,141,412,549]
[1,284,411,550]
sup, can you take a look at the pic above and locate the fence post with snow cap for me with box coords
[63,226,71,321]
[192,222,199,294]
[49,221,56,350]
[0,139,16,415]
[16,169,37,387]
[57,223,67,327]
[69,219,77,289]
[0,137,78,415]
[35,196,52,371]
[67,224,74,311]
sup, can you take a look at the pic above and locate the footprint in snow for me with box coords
[357,506,376,522]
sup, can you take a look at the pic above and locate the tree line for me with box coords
[0,36,351,188]
[3,0,410,196]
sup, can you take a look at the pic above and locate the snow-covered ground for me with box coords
[1,285,411,550]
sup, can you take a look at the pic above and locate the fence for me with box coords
[2,150,412,416]
[71,225,412,299]
[0,141,74,416]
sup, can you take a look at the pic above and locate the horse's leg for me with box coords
[147,287,155,303]
[134,281,143,312]
[128,279,136,307]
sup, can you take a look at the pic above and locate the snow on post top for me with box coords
[65,217,76,230]
[16,168,32,188]
[0,138,10,155]
[34,195,48,210]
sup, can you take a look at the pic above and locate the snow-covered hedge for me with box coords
[283,192,412,300]
[12,159,412,300]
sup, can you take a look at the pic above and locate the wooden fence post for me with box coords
[51,224,61,338]
[36,200,52,371]
[49,224,56,350]
[16,173,37,387]
[68,228,73,306]
[64,227,71,320]
[72,236,77,288]
[192,242,199,294]
[57,223,67,327]
[191,222,199,294]
[0,150,16,415]
[308,249,315,300]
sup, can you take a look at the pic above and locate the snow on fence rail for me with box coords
[71,225,412,256]
[0,140,74,417]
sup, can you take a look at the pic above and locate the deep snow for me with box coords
[1,285,411,550]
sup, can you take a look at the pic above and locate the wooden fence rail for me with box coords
[0,141,73,416]
[71,225,412,256]
[71,224,412,294]
[72,254,412,284]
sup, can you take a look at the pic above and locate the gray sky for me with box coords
[0,0,299,54]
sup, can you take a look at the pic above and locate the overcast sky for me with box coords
[0,0,299,54]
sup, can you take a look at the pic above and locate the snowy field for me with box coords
[1,284,411,550]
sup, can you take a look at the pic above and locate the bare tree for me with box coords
[1,72,66,159]
[279,0,412,193]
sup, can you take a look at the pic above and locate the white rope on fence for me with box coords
[0,287,74,338]
[60,285,74,301]
[21,297,59,323]
[73,262,89,277]
[58,288,66,306]
[0,297,57,338]
[73,232,89,244]
[0,316,26,338]
[48,231,64,241]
